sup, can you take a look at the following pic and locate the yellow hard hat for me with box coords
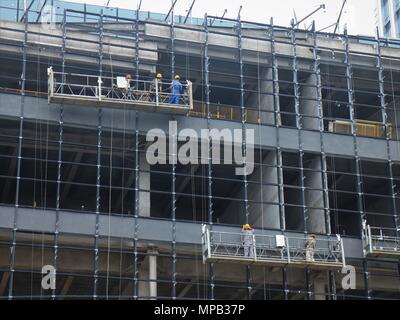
[175,75,181,80]
[243,224,252,230]
[156,73,163,79]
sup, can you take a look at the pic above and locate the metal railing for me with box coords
[201,225,345,268]
[363,224,400,256]
[47,68,193,112]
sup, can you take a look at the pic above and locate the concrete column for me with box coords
[314,278,327,300]
[138,259,149,299]
[247,68,276,126]
[305,157,326,234]
[219,151,280,229]
[248,151,281,229]
[300,74,320,131]
[138,247,158,299]
[148,247,158,299]
[139,152,151,217]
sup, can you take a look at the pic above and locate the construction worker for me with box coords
[125,74,132,86]
[150,73,163,102]
[333,234,342,262]
[123,74,134,98]
[168,75,183,105]
[242,224,255,258]
[305,234,317,262]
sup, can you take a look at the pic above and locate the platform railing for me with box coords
[47,68,193,112]
[363,224,400,256]
[201,225,345,268]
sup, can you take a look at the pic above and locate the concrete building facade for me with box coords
[0,0,399,300]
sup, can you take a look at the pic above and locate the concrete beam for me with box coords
[0,21,158,66]
[0,205,366,260]
[0,93,396,163]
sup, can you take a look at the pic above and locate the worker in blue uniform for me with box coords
[168,75,183,105]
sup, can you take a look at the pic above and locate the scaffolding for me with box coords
[202,225,345,270]
[363,224,400,257]
[1,0,400,300]
[47,69,194,114]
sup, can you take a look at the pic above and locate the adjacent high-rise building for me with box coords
[0,0,399,300]
[375,0,400,37]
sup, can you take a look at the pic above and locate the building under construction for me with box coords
[0,0,399,300]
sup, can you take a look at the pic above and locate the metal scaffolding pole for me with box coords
[8,2,28,299]
[376,28,400,238]
[171,123,178,300]
[135,3,141,87]
[204,14,215,300]
[99,10,104,78]
[53,10,67,300]
[270,18,286,231]
[35,0,48,23]
[344,28,370,299]
[282,267,289,300]
[305,268,312,300]
[133,3,141,295]
[204,14,213,229]
[133,8,142,298]
[93,108,102,299]
[61,10,66,93]
[246,264,252,300]
[290,20,308,233]
[236,10,252,299]
[170,1,176,80]
[343,28,365,240]
[53,97,63,301]
[236,9,250,225]
[363,260,372,299]
[183,0,196,24]
[16,0,20,22]
[328,269,337,300]
[170,2,178,300]
[311,21,332,236]
[133,112,139,299]
[93,10,104,299]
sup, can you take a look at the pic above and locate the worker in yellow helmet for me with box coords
[150,73,163,102]
[242,224,255,258]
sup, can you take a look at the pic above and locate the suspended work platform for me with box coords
[202,225,345,270]
[47,68,194,114]
[363,224,400,257]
